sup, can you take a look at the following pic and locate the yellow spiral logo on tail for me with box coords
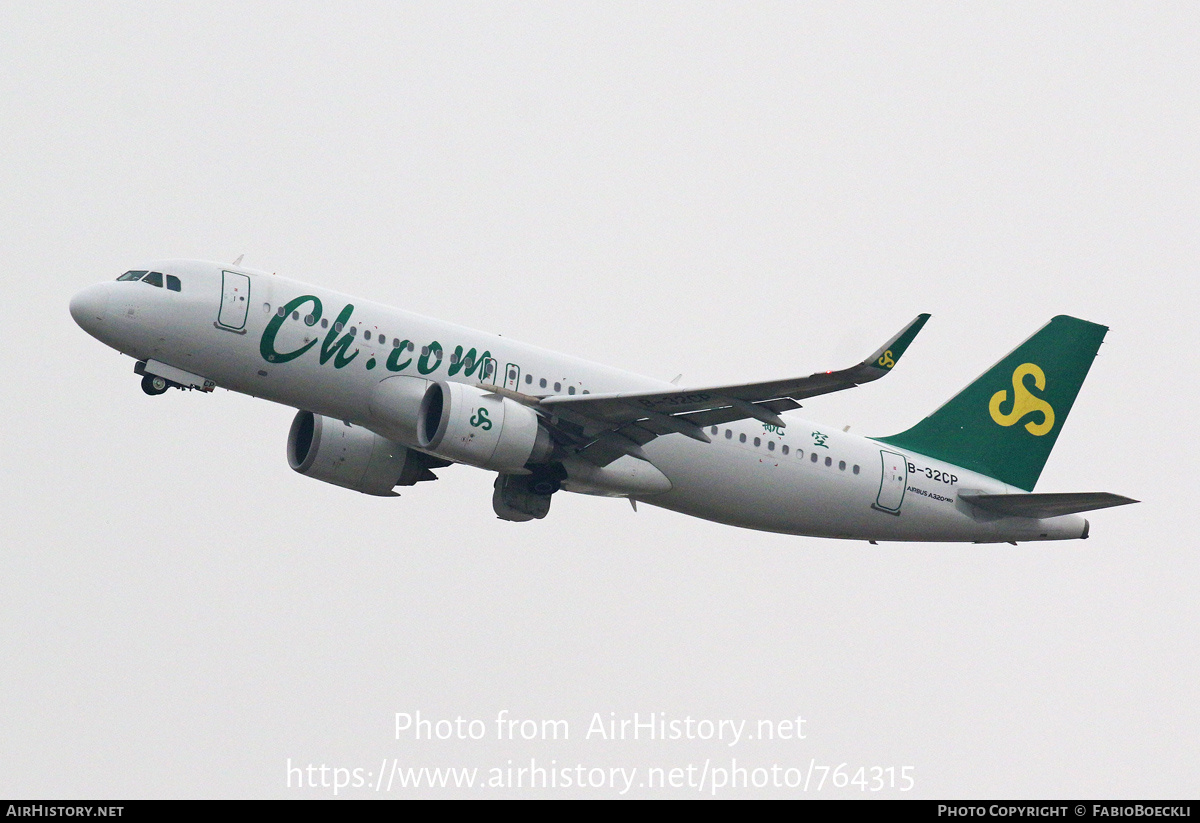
[989,363,1055,436]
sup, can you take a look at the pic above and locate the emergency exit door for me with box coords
[503,363,521,391]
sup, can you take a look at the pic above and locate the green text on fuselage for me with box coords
[259,294,490,377]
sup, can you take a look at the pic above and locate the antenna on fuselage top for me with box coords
[232,254,244,266]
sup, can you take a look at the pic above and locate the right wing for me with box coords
[484,313,931,466]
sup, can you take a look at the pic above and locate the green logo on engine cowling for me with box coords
[259,294,491,377]
[469,408,492,430]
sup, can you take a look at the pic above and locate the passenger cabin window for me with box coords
[142,271,163,287]
[166,275,181,292]
[117,271,147,281]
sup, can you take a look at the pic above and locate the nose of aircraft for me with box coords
[70,282,110,337]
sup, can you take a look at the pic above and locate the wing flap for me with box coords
[674,398,801,429]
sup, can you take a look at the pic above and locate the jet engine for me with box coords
[417,380,553,472]
[367,375,429,446]
[287,410,441,496]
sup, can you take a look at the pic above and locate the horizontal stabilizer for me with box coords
[959,491,1138,518]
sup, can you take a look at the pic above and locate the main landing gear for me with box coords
[493,464,568,522]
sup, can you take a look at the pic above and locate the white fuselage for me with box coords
[70,260,1088,543]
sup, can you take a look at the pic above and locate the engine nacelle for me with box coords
[287,411,436,496]
[367,375,429,446]
[417,380,552,472]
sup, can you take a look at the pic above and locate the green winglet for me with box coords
[876,315,1108,491]
[865,313,931,374]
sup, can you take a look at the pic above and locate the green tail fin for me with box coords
[875,315,1108,491]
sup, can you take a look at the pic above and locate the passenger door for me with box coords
[217,271,250,331]
[874,449,907,514]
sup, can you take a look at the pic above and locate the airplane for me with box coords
[69,259,1136,543]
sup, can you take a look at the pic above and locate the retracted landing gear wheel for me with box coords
[141,374,169,396]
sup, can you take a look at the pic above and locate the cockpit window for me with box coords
[166,275,181,292]
[117,271,147,281]
[142,271,164,287]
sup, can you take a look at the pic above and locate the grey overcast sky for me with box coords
[2,2,1196,798]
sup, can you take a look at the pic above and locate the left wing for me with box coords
[494,313,930,465]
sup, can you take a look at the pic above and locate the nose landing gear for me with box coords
[141,374,170,395]
[134,360,214,395]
